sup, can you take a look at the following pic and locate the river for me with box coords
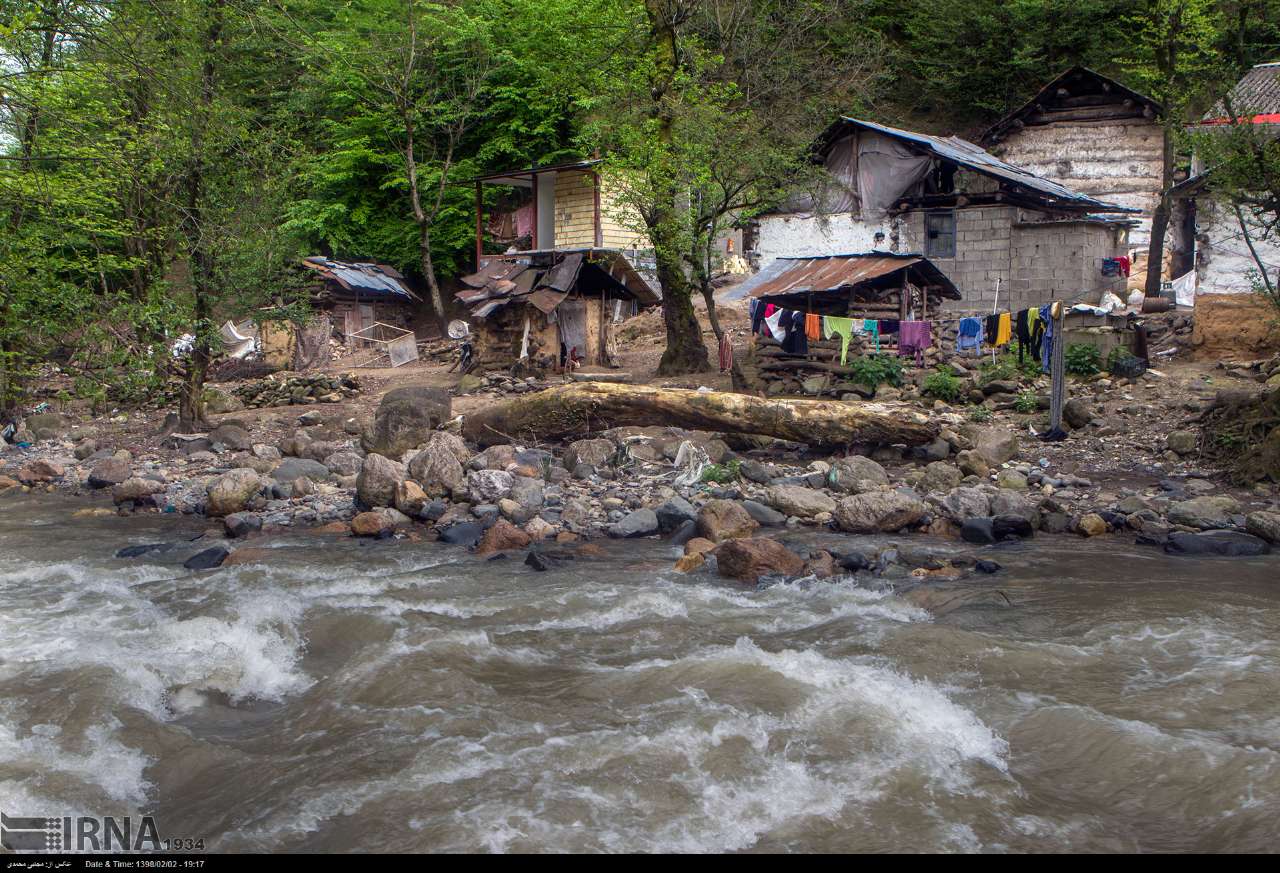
[1,492,1278,852]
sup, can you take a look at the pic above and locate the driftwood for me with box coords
[461,381,938,448]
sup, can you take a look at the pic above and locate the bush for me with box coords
[968,406,993,423]
[848,354,904,390]
[1013,391,1039,413]
[922,366,963,402]
[1065,343,1102,377]
[699,460,742,484]
[980,347,1040,384]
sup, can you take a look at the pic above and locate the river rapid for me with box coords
[1,492,1278,852]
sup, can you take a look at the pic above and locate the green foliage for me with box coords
[968,405,994,423]
[700,460,742,484]
[1065,344,1103,377]
[1014,391,1040,413]
[922,366,963,402]
[848,354,905,390]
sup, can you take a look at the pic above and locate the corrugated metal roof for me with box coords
[1200,61,1280,123]
[301,257,421,301]
[723,252,962,302]
[840,118,1140,213]
[455,248,659,318]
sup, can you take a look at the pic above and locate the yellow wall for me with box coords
[553,170,647,251]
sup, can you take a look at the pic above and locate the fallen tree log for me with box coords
[461,381,938,448]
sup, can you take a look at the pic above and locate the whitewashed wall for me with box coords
[754,213,895,267]
[1195,198,1280,295]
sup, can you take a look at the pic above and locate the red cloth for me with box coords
[718,333,734,373]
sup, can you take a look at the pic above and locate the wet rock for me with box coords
[961,517,996,544]
[715,537,805,583]
[323,451,364,477]
[738,459,777,484]
[1167,496,1241,530]
[351,510,395,537]
[360,386,452,458]
[804,550,837,578]
[356,453,406,509]
[989,491,1038,526]
[115,543,173,559]
[827,455,889,494]
[832,492,927,533]
[741,500,786,527]
[655,496,697,533]
[206,468,264,516]
[695,499,759,543]
[836,550,871,572]
[184,546,230,570]
[208,423,252,452]
[224,512,263,538]
[667,519,697,546]
[1077,513,1108,537]
[437,520,487,547]
[525,550,563,571]
[475,518,532,556]
[111,477,164,505]
[763,484,836,518]
[1245,511,1280,544]
[467,469,513,504]
[673,552,706,573]
[974,559,1002,574]
[273,457,332,483]
[1166,430,1198,456]
[936,486,992,521]
[1164,530,1271,557]
[407,436,467,498]
[88,457,132,489]
[563,438,616,471]
[394,480,430,517]
[921,461,963,494]
[992,514,1034,539]
[524,516,557,540]
[17,459,65,484]
[684,537,716,557]
[609,508,659,538]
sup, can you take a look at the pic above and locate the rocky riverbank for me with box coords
[3,370,1279,581]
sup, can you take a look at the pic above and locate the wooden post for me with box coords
[531,173,540,250]
[592,170,603,248]
[474,182,483,269]
[899,271,909,321]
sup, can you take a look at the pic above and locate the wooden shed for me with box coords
[457,248,659,370]
[300,256,421,341]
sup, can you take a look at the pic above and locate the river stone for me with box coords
[741,500,786,527]
[184,546,230,570]
[407,439,466,498]
[827,455,889,494]
[472,444,518,470]
[1167,496,1241,530]
[936,486,992,521]
[921,462,962,494]
[1063,397,1094,429]
[1166,430,1198,456]
[609,508,659,538]
[207,423,252,452]
[323,451,364,477]
[763,484,836,518]
[993,514,1034,539]
[964,425,1019,466]
[437,520,488,547]
[73,440,98,460]
[351,510,395,537]
[360,386,452,458]
[468,469,514,504]
[990,491,1038,526]
[88,457,132,488]
[26,412,68,441]
[1077,513,1108,537]
[655,497,697,533]
[508,476,545,511]
[696,499,759,543]
[272,457,332,483]
[955,450,990,478]
[739,459,777,484]
[996,469,1028,491]
[394,480,430,517]
[961,517,996,544]
[206,468,264,516]
[832,492,928,533]
[356,453,406,509]
[17,459,65,484]
[1164,530,1271,557]
[715,537,805,583]
[563,438,616,471]
[224,511,263,538]
[1245,511,1280,544]
[475,518,532,556]
[112,477,165,505]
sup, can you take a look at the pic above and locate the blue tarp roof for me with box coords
[839,117,1140,214]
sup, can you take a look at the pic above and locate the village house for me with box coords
[747,117,1139,316]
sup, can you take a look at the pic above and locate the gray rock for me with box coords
[964,425,1019,466]
[1245,510,1280,544]
[832,492,927,533]
[739,459,777,484]
[224,512,262,538]
[1164,530,1271,557]
[323,451,364,477]
[935,486,992,521]
[827,455,890,494]
[208,423,252,452]
[1063,397,1094,429]
[272,457,332,483]
[206,468,264,516]
[88,457,132,489]
[356,453,406,509]
[741,500,786,526]
[763,484,836,518]
[609,508,659,538]
[1167,496,1241,530]
[921,461,963,494]
[961,517,995,544]
[1166,430,1198,456]
[360,386,452,457]
[655,497,697,533]
[184,546,230,570]
[563,438,616,470]
[111,477,165,505]
[508,476,545,511]
[992,514,1034,539]
[468,469,514,504]
[407,437,466,498]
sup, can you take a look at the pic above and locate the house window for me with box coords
[924,210,956,259]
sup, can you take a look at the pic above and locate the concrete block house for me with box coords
[748,117,1138,315]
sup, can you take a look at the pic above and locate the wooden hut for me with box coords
[457,248,659,370]
[300,256,421,338]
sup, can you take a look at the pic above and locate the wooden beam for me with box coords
[531,173,540,249]
[475,182,483,269]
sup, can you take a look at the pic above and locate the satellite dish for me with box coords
[447,320,470,340]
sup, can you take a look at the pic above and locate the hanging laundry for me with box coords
[1117,255,1131,277]
[718,332,734,373]
[861,318,880,353]
[956,317,983,354]
[996,312,1012,346]
[878,319,900,335]
[898,321,932,365]
[825,316,856,365]
[749,299,766,335]
[782,310,808,356]
[1015,309,1031,362]
[805,312,822,342]
[764,307,788,343]
[1039,304,1054,373]
[1028,307,1045,362]
[984,313,1001,347]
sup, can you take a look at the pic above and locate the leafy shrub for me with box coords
[922,366,962,402]
[1065,343,1102,377]
[968,406,993,423]
[848,354,904,390]
[1013,391,1039,413]
[980,348,1040,384]
[699,459,742,484]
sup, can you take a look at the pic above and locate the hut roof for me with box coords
[456,248,659,318]
[722,252,961,306]
[980,66,1161,146]
[301,257,421,302]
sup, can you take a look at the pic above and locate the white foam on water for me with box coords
[0,718,152,808]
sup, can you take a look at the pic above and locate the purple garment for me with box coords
[898,321,932,365]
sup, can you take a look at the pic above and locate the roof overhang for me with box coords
[980,66,1162,146]
[460,159,603,188]
[456,248,659,317]
[724,252,962,303]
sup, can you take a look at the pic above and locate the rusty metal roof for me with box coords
[455,248,659,318]
[726,253,962,302]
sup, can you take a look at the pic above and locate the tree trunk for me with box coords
[461,381,938,448]
[656,253,710,374]
[1144,125,1174,299]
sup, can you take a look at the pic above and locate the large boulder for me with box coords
[563,438,616,471]
[1167,496,1241,530]
[208,422,252,452]
[655,497,697,533]
[475,518,531,556]
[827,455,889,494]
[17,459,65,484]
[351,510,395,537]
[920,461,963,494]
[935,486,992,521]
[832,491,928,533]
[508,476,545,511]
[1063,397,1094,430]
[1245,511,1280,544]
[715,537,805,583]
[87,457,131,489]
[1164,530,1271,557]
[25,412,68,441]
[111,477,165,505]
[964,425,1019,466]
[206,468,264,516]
[695,499,759,543]
[272,457,332,483]
[763,484,836,518]
[322,451,364,477]
[609,508,659,538]
[407,436,467,498]
[356,453,406,509]
[467,469,513,504]
[360,386,452,457]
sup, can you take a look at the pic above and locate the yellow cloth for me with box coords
[996,312,1012,346]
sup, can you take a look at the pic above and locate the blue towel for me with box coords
[1039,304,1054,372]
[956,317,983,353]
